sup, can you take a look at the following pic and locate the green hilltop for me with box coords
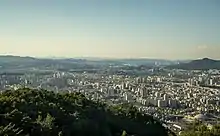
[0,88,171,136]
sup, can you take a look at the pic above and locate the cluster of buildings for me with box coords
[1,67,220,133]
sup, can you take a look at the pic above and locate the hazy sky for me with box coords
[0,0,220,59]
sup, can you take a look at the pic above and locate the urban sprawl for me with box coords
[1,60,220,133]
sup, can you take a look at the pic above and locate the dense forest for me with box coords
[0,88,171,136]
[179,121,220,136]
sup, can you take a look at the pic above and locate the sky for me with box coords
[0,0,220,60]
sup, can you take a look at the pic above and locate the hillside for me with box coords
[0,55,177,67]
[166,58,220,70]
[0,88,171,136]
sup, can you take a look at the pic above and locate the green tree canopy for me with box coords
[0,88,170,136]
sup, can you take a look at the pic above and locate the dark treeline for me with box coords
[0,88,171,136]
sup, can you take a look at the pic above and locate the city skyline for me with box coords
[0,0,220,59]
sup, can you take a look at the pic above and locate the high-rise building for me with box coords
[125,82,129,89]
[121,82,126,89]
[158,100,168,107]
[136,77,141,83]
[164,94,169,100]
[125,93,132,101]
[108,88,114,96]
[155,92,160,97]
[142,77,145,83]
[140,88,148,98]
[188,79,193,86]
[169,99,178,108]
[209,79,213,86]
[156,77,161,82]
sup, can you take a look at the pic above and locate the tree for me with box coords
[0,88,170,136]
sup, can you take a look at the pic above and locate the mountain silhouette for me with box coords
[166,58,220,70]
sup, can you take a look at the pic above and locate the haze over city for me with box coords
[0,0,220,59]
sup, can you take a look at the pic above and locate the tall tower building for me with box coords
[209,79,213,86]
[164,94,168,100]
[140,88,148,98]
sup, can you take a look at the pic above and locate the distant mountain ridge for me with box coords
[166,58,220,70]
[0,55,186,66]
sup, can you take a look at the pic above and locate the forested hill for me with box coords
[166,58,220,70]
[0,88,171,136]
